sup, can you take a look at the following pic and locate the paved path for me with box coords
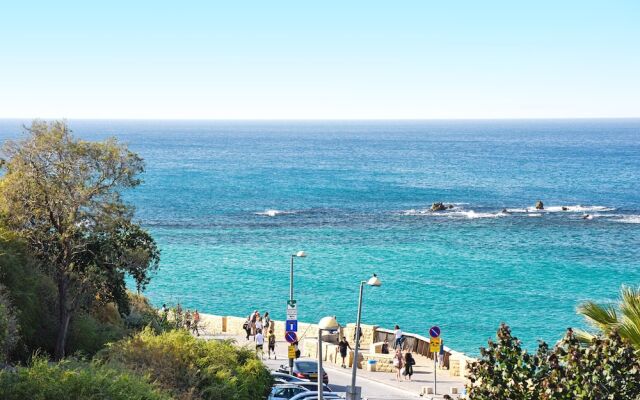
[202,332,466,399]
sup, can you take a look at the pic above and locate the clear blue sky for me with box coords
[1,1,639,119]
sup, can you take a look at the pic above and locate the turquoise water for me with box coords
[1,119,639,355]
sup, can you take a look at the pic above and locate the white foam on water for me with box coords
[399,208,505,219]
[527,213,543,217]
[528,205,615,213]
[616,215,640,224]
[255,209,296,217]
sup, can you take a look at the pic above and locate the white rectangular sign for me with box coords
[287,309,298,320]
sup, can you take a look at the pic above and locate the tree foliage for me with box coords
[467,323,640,400]
[0,120,159,359]
[99,329,273,400]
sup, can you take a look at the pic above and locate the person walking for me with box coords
[243,317,251,340]
[264,312,271,333]
[393,348,404,381]
[250,310,258,338]
[338,337,352,368]
[267,329,276,360]
[184,309,192,331]
[394,325,403,349]
[438,340,445,369]
[255,329,265,359]
[404,351,415,381]
[381,339,390,354]
[255,317,263,336]
[192,309,200,336]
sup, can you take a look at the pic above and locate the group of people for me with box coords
[161,303,201,336]
[244,310,276,360]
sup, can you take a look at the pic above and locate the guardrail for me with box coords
[373,327,450,369]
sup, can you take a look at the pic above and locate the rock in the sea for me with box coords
[535,200,544,210]
[562,206,568,211]
[431,202,448,211]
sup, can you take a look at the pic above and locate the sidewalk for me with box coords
[202,331,466,399]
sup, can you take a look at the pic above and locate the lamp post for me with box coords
[346,274,382,400]
[289,251,306,301]
[317,316,339,400]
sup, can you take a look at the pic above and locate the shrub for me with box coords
[99,328,272,400]
[467,323,640,399]
[0,229,58,360]
[0,284,19,363]
[0,357,170,400]
[67,312,127,357]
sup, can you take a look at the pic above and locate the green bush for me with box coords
[0,229,58,360]
[0,284,19,362]
[99,328,272,400]
[0,357,170,400]
[467,323,640,399]
[67,312,127,357]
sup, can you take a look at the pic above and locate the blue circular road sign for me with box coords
[429,326,441,338]
[285,331,298,343]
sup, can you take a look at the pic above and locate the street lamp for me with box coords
[290,251,306,301]
[346,274,382,400]
[318,316,339,400]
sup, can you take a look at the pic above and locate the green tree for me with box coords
[576,285,640,349]
[0,120,159,359]
[467,324,640,399]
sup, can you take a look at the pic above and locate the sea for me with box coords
[1,119,639,355]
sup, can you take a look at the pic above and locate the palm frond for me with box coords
[573,329,597,345]
[577,301,619,332]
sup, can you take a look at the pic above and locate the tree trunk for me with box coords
[54,279,71,360]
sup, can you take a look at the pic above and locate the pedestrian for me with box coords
[268,329,276,359]
[264,312,271,333]
[404,351,415,381]
[394,325,403,349]
[192,309,200,336]
[184,309,192,330]
[160,304,168,322]
[293,340,301,359]
[338,337,352,368]
[250,310,258,337]
[381,339,390,354]
[438,340,445,369]
[255,329,265,359]
[255,317,263,337]
[243,317,251,340]
[353,326,363,346]
[393,348,404,381]
[175,303,183,328]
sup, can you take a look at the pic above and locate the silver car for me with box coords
[268,383,309,400]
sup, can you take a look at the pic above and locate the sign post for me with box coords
[286,300,298,373]
[429,326,441,395]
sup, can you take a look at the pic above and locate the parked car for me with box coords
[268,384,309,400]
[289,392,342,400]
[294,382,332,392]
[292,360,329,384]
[271,371,309,383]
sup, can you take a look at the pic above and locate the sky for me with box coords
[1,1,639,119]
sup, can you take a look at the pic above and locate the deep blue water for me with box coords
[1,119,639,355]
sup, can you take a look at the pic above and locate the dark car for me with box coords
[291,360,329,384]
[271,371,309,383]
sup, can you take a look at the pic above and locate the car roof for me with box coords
[289,392,341,400]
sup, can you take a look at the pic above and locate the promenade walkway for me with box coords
[201,330,466,399]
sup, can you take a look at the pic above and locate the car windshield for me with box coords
[295,362,319,372]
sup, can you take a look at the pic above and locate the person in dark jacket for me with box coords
[338,337,352,368]
[404,351,416,381]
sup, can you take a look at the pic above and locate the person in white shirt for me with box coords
[394,325,403,349]
[255,318,263,337]
[255,329,265,359]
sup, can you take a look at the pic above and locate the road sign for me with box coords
[286,308,298,320]
[287,300,297,309]
[429,326,441,338]
[285,331,297,344]
[286,320,298,332]
[430,337,442,353]
[288,345,296,359]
